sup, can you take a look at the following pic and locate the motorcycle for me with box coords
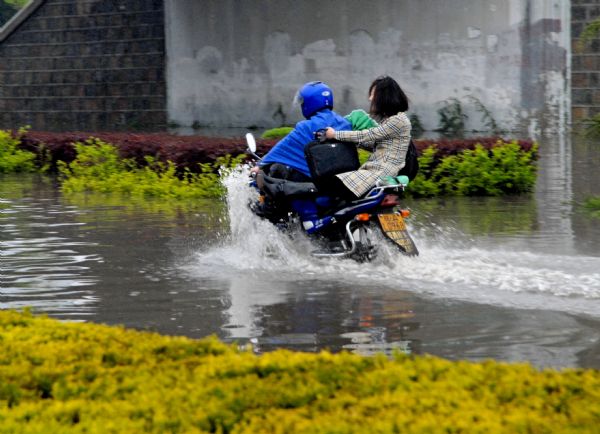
[244,133,419,262]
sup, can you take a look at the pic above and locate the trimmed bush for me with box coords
[17,131,275,174]
[0,310,599,433]
[7,130,538,198]
[15,131,533,174]
[360,139,538,197]
[583,196,600,218]
[408,140,538,197]
[413,137,536,159]
[0,128,36,173]
[59,139,243,199]
[261,126,294,139]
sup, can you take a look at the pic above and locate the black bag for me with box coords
[304,140,360,181]
[398,139,419,180]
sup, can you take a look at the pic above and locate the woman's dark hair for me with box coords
[368,76,409,118]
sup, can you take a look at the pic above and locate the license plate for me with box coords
[377,213,406,231]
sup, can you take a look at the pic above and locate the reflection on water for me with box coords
[0,176,100,316]
[1,134,600,369]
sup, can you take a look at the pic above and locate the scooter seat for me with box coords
[260,173,318,198]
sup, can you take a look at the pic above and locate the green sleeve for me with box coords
[344,109,378,131]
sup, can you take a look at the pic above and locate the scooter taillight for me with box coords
[381,194,400,207]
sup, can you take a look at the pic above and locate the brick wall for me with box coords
[0,0,166,131]
[572,0,600,123]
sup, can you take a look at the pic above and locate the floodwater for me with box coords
[1,135,600,369]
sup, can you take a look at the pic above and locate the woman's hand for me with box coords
[325,127,335,139]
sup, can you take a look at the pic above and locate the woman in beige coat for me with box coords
[324,76,411,199]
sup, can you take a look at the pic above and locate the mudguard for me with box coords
[376,213,419,256]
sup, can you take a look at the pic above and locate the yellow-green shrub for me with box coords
[59,139,243,199]
[0,310,598,433]
[261,127,294,139]
[583,196,600,219]
[0,128,36,173]
[408,141,538,197]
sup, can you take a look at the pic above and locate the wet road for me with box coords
[1,135,600,369]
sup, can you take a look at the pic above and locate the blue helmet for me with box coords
[295,81,334,119]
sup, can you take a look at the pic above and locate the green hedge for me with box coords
[261,126,294,139]
[58,139,243,199]
[258,132,538,197]
[0,128,36,173]
[0,310,599,433]
[408,141,538,197]
[583,197,600,218]
[1,128,538,199]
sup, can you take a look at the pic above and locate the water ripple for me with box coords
[0,195,102,316]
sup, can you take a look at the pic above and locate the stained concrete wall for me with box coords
[164,0,570,135]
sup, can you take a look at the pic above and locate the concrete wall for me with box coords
[0,0,166,131]
[164,0,571,135]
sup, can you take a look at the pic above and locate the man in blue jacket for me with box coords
[256,81,352,182]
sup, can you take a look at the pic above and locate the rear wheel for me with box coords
[351,223,379,262]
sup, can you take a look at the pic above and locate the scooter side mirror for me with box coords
[245,133,257,154]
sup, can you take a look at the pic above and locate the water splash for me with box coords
[211,168,317,271]
[189,169,600,318]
